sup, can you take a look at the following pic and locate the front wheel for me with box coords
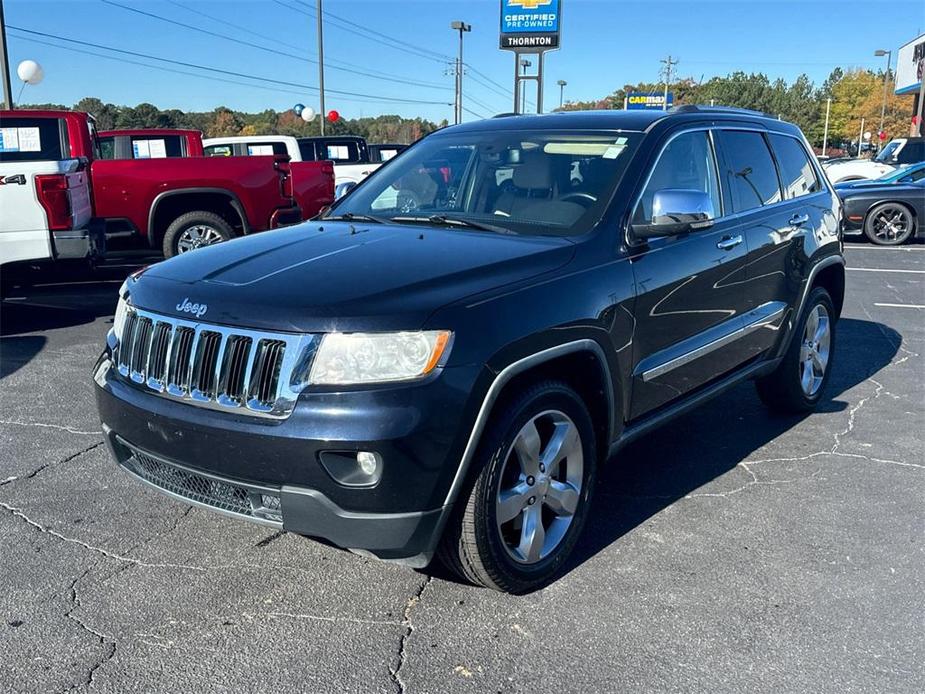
[864,203,915,246]
[756,286,836,413]
[162,211,235,258]
[438,381,596,593]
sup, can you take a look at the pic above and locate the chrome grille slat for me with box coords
[112,306,313,419]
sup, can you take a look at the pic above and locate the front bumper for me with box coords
[94,353,482,564]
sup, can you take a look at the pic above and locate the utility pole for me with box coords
[874,49,892,144]
[822,97,831,157]
[450,21,471,125]
[520,59,532,113]
[557,79,567,109]
[317,0,326,135]
[660,55,678,111]
[0,0,13,110]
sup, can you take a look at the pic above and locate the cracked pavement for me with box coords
[1,244,923,693]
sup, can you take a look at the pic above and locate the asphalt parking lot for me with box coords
[1,243,922,694]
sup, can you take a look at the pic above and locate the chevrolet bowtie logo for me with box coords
[508,0,553,8]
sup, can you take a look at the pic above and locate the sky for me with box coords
[5,0,924,123]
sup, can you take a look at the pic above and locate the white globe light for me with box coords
[863,131,871,141]
[301,107,316,123]
[17,60,44,85]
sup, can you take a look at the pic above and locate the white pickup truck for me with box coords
[203,134,381,198]
[0,109,102,290]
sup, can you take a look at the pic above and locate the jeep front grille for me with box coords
[114,305,315,419]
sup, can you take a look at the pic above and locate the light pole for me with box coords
[557,79,567,109]
[450,21,471,125]
[520,59,532,113]
[0,0,13,110]
[317,0,326,135]
[822,97,831,157]
[874,49,892,144]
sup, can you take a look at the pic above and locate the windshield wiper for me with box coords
[322,212,392,224]
[390,214,512,234]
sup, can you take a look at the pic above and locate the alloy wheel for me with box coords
[176,225,225,254]
[871,206,912,243]
[799,304,831,396]
[495,410,584,564]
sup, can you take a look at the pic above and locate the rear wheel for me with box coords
[864,203,915,246]
[162,211,235,258]
[756,286,835,413]
[438,381,596,593]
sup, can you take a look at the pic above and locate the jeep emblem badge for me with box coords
[176,297,208,318]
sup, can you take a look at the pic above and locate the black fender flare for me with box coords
[146,188,249,247]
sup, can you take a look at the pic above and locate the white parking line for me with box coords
[847,268,925,274]
[873,303,925,309]
[845,245,925,251]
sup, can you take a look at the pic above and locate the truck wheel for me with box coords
[755,286,836,414]
[864,203,915,246]
[438,381,596,593]
[163,211,235,258]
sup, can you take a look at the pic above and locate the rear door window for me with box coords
[0,117,67,162]
[131,136,182,158]
[245,142,288,156]
[768,134,822,199]
[716,130,782,213]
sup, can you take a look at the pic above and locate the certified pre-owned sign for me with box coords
[500,0,561,50]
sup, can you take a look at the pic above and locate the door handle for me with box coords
[789,213,810,227]
[716,235,743,251]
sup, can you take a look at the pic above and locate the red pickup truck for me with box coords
[1,110,334,261]
[97,128,206,158]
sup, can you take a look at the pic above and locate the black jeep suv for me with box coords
[94,108,845,593]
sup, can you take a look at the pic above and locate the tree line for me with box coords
[22,97,446,144]
[560,68,915,150]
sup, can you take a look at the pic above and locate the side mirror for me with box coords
[632,189,716,239]
[334,181,358,199]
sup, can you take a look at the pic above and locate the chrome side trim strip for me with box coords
[641,301,787,382]
[442,339,614,508]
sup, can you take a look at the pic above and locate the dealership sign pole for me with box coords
[500,0,561,114]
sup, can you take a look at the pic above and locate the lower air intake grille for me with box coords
[121,441,283,525]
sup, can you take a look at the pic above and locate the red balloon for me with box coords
[327,110,340,123]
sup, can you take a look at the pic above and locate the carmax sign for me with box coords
[500,0,561,50]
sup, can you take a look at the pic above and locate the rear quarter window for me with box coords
[769,134,822,199]
[0,117,67,162]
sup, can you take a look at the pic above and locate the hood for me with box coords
[128,222,575,333]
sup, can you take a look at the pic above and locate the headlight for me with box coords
[309,331,452,385]
[113,294,129,341]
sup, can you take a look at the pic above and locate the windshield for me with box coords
[874,140,902,163]
[327,129,641,236]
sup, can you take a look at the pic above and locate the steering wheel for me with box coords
[560,192,598,207]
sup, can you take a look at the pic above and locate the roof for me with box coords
[98,129,202,137]
[448,106,804,136]
[0,109,89,121]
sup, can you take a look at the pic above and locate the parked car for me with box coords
[838,178,925,245]
[0,111,335,261]
[100,128,333,225]
[97,129,205,159]
[1,110,100,279]
[833,161,925,190]
[203,134,380,198]
[823,137,925,183]
[94,108,844,593]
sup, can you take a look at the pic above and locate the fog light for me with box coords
[357,451,381,476]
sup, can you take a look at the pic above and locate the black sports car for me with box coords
[838,179,925,245]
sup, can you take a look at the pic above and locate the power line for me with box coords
[6,26,453,107]
[101,0,451,91]
[165,0,449,90]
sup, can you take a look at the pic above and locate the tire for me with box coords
[864,202,915,246]
[438,381,597,593]
[162,211,235,258]
[756,286,836,414]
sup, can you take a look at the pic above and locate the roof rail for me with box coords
[492,112,519,118]
[670,104,777,119]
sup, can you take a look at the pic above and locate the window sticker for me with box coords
[0,127,42,152]
[247,145,275,156]
[132,140,151,159]
[327,145,349,160]
[603,138,629,160]
[147,139,168,158]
